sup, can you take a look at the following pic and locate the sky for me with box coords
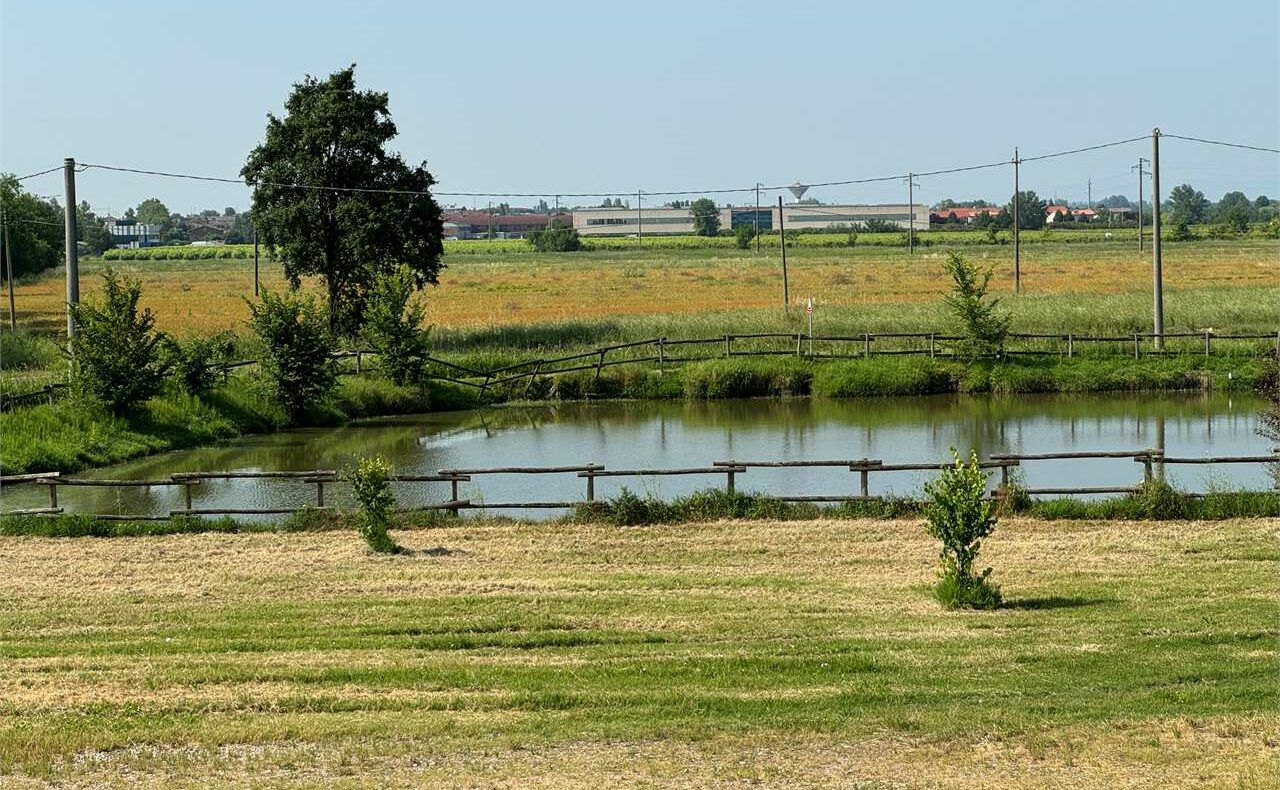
[3,0,1278,215]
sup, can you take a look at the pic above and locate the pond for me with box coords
[2,392,1274,518]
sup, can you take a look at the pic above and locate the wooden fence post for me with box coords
[524,361,543,398]
[1133,333,1140,359]
[355,351,362,374]
[658,338,665,373]
[595,349,605,382]
[315,480,325,507]
[863,333,871,358]
[47,481,57,511]
[795,333,802,357]
[724,334,732,357]
[184,481,194,511]
[1140,453,1153,484]
[1067,334,1074,358]
[1204,331,1211,357]
[585,469,595,502]
[859,467,869,497]
[449,476,461,516]
[929,333,936,359]
[725,467,736,495]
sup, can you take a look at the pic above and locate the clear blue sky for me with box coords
[3,0,1277,214]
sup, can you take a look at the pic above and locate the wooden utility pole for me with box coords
[906,171,916,252]
[63,158,79,343]
[2,199,14,330]
[1012,148,1021,293]
[636,190,642,246]
[755,183,761,252]
[1151,128,1164,350]
[252,226,260,297]
[778,195,788,311]
[1133,157,1148,253]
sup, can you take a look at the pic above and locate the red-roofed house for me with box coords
[930,206,1003,224]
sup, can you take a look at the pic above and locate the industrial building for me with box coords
[571,203,928,237]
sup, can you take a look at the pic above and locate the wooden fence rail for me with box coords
[2,450,1274,521]
[6,328,1278,412]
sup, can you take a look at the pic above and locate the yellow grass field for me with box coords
[4,240,1276,335]
[0,516,1276,788]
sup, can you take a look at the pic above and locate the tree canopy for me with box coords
[1006,190,1046,230]
[241,65,444,334]
[1166,184,1209,225]
[690,198,720,236]
[135,198,170,225]
[1,175,64,278]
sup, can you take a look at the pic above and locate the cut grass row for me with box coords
[0,517,1274,786]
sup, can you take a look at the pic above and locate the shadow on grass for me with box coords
[1001,595,1116,611]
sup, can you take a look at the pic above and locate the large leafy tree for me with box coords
[1005,190,1046,230]
[0,175,64,277]
[135,198,170,225]
[241,65,444,334]
[690,198,720,236]
[77,201,115,255]
[1166,183,1209,225]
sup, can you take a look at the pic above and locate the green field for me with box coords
[0,516,1275,788]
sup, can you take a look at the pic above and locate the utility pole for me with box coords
[1012,148,1021,293]
[1087,178,1092,207]
[487,201,494,240]
[63,158,79,344]
[637,190,642,246]
[905,172,920,254]
[747,183,757,250]
[1151,128,1164,350]
[252,226,260,297]
[1132,157,1149,253]
[778,195,788,311]
[2,204,14,331]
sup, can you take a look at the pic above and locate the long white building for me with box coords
[573,203,928,237]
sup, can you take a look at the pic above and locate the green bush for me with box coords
[734,223,757,249]
[344,456,401,553]
[528,225,582,252]
[361,266,431,385]
[68,269,170,414]
[682,358,811,398]
[811,358,952,397]
[247,290,336,422]
[922,449,1002,609]
[164,332,236,394]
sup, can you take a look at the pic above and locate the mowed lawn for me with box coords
[0,517,1276,788]
[4,239,1277,335]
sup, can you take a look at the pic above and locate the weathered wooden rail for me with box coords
[6,328,1277,411]
[2,449,1274,521]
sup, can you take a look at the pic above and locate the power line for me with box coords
[1019,135,1149,163]
[70,133,1160,201]
[13,165,63,182]
[1162,133,1280,155]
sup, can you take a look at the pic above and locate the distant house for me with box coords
[929,206,1002,224]
[1043,205,1072,223]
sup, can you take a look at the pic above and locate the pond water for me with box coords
[3,393,1274,518]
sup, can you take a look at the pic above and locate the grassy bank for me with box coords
[1,353,1270,476]
[0,517,1275,787]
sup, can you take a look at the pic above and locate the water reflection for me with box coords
[1,392,1271,518]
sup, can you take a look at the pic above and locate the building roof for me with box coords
[445,212,568,227]
[1044,205,1070,215]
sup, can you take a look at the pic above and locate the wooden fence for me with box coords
[4,328,1277,411]
[3,449,1275,521]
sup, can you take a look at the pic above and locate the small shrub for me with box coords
[361,266,431,385]
[1168,220,1195,242]
[528,225,582,252]
[68,268,170,413]
[922,449,1002,609]
[247,290,336,422]
[734,224,757,249]
[344,456,401,553]
[943,252,1012,361]
[164,332,236,394]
